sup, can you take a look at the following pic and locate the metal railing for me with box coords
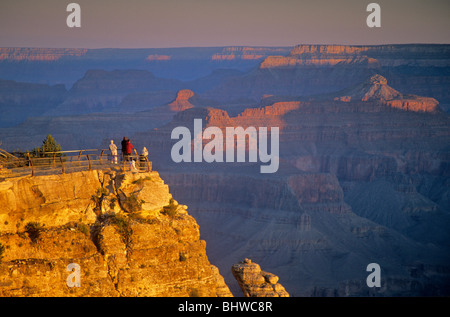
[0,148,152,178]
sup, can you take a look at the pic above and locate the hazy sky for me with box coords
[0,0,449,48]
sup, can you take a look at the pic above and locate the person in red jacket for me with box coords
[126,139,134,161]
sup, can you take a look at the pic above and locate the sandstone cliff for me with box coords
[0,168,232,297]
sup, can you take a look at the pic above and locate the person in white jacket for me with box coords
[141,147,148,159]
[109,140,118,164]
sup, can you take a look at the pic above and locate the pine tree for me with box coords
[31,134,62,157]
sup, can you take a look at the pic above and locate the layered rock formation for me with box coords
[261,44,450,69]
[205,44,450,107]
[232,259,289,297]
[331,74,440,113]
[168,89,195,112]
[0,168,232,297]
[260,51,378,69]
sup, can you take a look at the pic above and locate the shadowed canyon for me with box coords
[1,44,449,296]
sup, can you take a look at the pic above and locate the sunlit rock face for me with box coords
[232,258,289,297]
[0,168,232,297]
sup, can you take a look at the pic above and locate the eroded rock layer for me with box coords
[0,168,232,297]
[232,258,289,297]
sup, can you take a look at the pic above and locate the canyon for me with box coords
[129,73,450,296]
[0,44,449,296]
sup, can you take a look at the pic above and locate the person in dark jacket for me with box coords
[121,137,128,161]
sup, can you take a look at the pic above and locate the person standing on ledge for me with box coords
[140,146,149,171]
[109,140,118,164]
[141,147,148,159]
[121,137,128,161]
[126,139,134,162]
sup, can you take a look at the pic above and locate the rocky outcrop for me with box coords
[332,74,440,113]
[232,259,289,297]
[0,168,232,297]
[335,74,400,102]
[168,89,195,112]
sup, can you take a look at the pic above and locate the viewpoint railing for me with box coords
[0,148,152,178]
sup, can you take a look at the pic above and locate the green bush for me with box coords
[122,194,144,213]
[162,198,178,218]
[109,197,117,210]
[179,252,187,262]
[132,176,152,185]
[25,222,43,243]
[109,213,132,246]
[76,223,90,236]
[29,134,63,158]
